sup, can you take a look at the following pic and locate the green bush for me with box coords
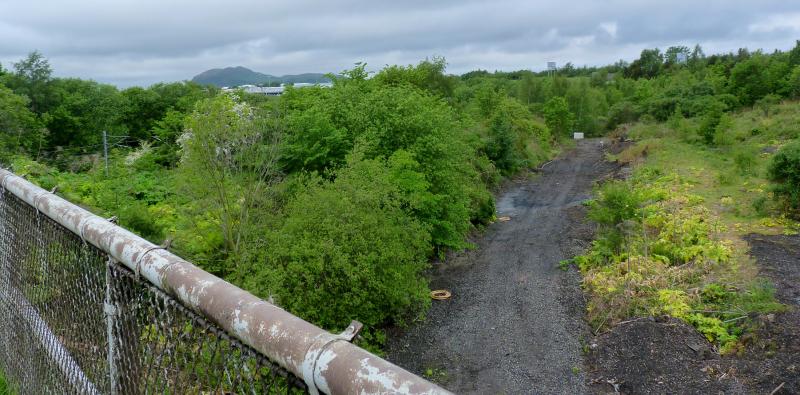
[698,106,724,145]
[542,96,574,137]
[587,180,646,253]
[733,147,758,175]
[606,100,638,130]
[0,85,44,158]
[712,114,734,146]
[485,111,520,174]
[483,98,551,175]
[280,78,482,250]
[372,57,457,98]
[768,140,800,213]
[247,156,432,336]
[752,196,769,216]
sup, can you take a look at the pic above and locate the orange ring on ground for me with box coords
[430,290,452,300]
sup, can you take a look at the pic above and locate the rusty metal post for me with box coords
[0,168,451,395]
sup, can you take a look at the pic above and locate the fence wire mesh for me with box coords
[0,189,306,394]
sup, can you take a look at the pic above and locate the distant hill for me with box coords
[191,66,330,87]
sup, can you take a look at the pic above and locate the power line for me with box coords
[35,136,130,156]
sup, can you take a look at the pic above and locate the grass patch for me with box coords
[615,102,800,235]
[0,369,13,395]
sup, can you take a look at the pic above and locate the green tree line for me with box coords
[0,55,555,349]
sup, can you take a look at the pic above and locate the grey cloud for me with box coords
[1,0,798,87]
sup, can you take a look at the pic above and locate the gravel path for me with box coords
[387,139,617,394]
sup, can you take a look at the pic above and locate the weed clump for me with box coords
[768,140,800,215]
[577,169,783,352]
[733,147,758,176]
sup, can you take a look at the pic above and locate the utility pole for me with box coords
[103,130,109,177]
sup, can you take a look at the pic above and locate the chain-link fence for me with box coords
[0,169,451,395]
[0,186,305,394]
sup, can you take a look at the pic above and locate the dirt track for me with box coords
[387,139,617,394]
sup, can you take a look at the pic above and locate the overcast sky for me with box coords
[1,0,799,87]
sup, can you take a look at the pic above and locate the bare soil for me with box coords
[387,139,619,394]
[735,234,800,394]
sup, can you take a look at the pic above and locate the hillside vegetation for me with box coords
[571,47,800,353]
[2,41,800,352]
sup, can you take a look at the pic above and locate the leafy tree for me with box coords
[560,62,576,76]
[712,113,734,146]
[543,96,574,137]
[665,46,690,67]
[280,76,483,250]
[755,94,781,117]
[149,81,215,113]
[373,57,457,98]
[149,109,188,166]
[729,54,771,105]
[177,94,282,278]
[788,66,800,99]
[484,97,551,173]
[473,82,502,117]
[485,108,518,174]
[551,74,570,97]
[690,44,706,63]
[8,51,53,114]
[281,103,350,173]
[0,85,44,158]
[461,69,490,80]
[517,72,543,104]
[43,78,126,151]
[121,86,163,141]
[566,78,608,135]
[589,69,609,88]
[606,100,638,130]
[120,82,215,143]
[626,48,664,79]
[788,40,800,66]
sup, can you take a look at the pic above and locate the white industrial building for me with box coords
[224,82,333,96]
